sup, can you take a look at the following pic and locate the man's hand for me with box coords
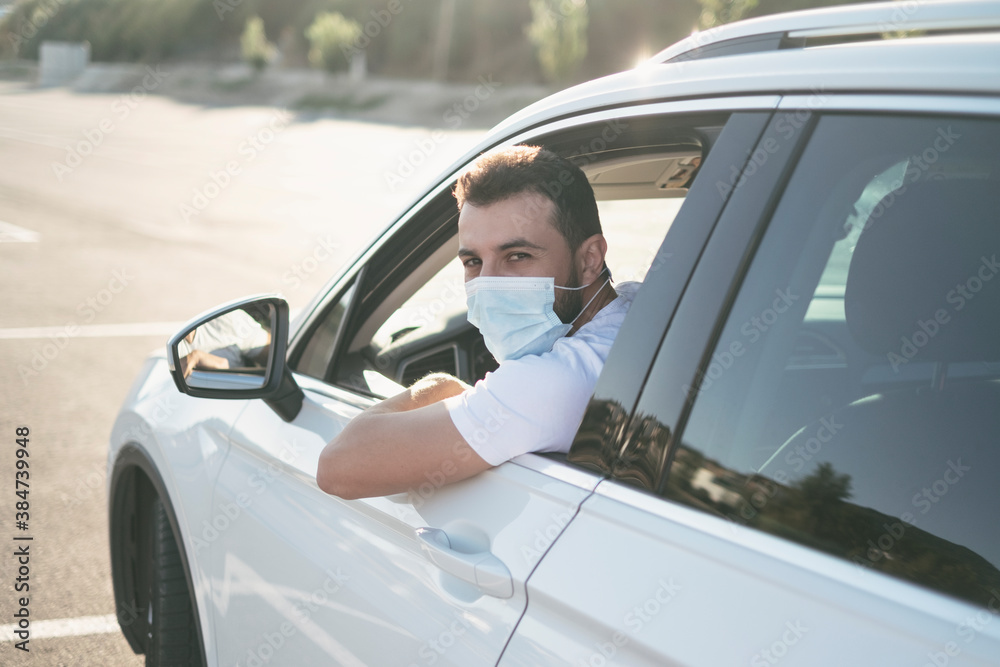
[179,349,230,378]
[365,373,470,415]
[316,373,491,500]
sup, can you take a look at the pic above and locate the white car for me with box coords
[109,2,1000,665]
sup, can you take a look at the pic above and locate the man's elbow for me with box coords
[316,445,364,500]
[314,460,340,497]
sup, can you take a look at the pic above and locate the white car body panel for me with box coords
[491,34,1000,141]
[109,355,252,665]
[207,373,600,666]
[651,0,1000,63]
[502,481,1000,666]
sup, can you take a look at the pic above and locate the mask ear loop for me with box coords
[565,265,613,326]
[555,264,611,292]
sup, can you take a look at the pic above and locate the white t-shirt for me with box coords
[445,282,640,465]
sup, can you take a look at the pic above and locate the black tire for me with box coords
[147,496,204,667]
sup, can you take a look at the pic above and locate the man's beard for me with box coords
[553,264,583,324]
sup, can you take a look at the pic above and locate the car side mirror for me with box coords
[167,295,303,421]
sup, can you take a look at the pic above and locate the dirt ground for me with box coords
[0,59,552,130]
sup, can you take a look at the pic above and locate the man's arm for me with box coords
[316,373,492,500]
[179,349,230,378]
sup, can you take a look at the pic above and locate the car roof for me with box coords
[652,0,1000,63]
[489,0,1000,140]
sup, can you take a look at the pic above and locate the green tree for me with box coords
[305,11,362,74]
[698,0,759,28]
[794,462,853,535]
[526,0,589,82]
[241,15,276,72]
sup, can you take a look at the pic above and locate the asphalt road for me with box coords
[0,80,482,666]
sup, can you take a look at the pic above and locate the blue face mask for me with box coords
[465,274,610,363]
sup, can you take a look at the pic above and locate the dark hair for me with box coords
[454,145,602,252]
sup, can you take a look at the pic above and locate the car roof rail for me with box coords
[651,0,1000,64]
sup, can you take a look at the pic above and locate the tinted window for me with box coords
[666,114,1000,607]
[293,279,356,380]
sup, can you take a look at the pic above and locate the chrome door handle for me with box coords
[415,527,513,598]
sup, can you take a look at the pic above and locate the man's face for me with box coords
[457,191,582,323]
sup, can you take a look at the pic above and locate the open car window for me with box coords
[360,196,688,396]
[290,112,730,399]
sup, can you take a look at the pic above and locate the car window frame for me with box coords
[567,110,779,476]
[287,97,787,428]
[607,107,820,491]
[285,177,462,387]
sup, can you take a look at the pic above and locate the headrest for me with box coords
[845,180,1000,362]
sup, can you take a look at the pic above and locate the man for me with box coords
[177,308,271,378]
[316,145,639,499]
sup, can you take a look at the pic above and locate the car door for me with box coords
[502,100,1000,664]
[204,182,603,666]
[205,101,779,666]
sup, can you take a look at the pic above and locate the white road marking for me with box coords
[0,613,120,642]
[0,221,40,243]
[0,125,69,150]
[0,322,184,340]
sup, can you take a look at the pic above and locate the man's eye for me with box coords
[462,258,481,268]
[509,252,531,261]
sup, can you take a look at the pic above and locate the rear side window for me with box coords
[667,114,1000,607]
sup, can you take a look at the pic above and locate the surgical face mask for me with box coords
[465,273,610,362]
